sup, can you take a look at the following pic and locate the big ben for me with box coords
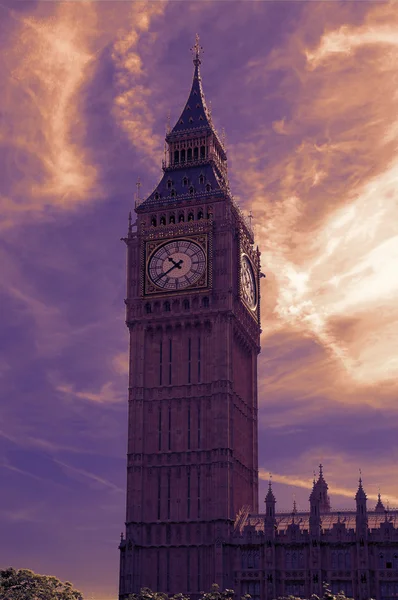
[119,37,261,598]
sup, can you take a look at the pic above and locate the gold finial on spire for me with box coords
[166,110,171,134]
[191,33,203,63]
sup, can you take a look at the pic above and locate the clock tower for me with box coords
[119,37,261,598]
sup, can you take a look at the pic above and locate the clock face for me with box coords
[241,254,257,310]
[148,239,207,291]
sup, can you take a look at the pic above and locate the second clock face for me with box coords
[148,239,206,291]
[241,254,257,311]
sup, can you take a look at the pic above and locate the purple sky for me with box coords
[1,2,398,599]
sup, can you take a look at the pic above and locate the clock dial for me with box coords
[241,254,257,310]
[148,239,206,290]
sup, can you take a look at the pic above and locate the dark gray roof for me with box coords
[169,58,212,136]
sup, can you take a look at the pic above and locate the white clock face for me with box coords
[148,239,206,290]
[241,254,257,310]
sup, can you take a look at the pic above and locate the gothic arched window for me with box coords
[164,301,171,312]
[188,212,194,221]
[174,150,179,164]
[145,303,152,314]
[183,177,188,186]
[187,148,192,162]
[151,216,157,227]
[167,179,172,189]
[197,211,203,220]
[183,299,190,310]
[200,145,206,159]
[169,214,175,224]
[189,187,194,196]
[194,147,199,160]
[199,174,204,184]
[206,183,211,192]
[170,189,176,197]
[179,213,184,223]
[181,149,186,163]
[160,216,166,226]
[202,297,209,308]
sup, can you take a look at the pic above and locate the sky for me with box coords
[1,1,398,598]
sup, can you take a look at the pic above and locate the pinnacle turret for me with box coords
[309,464,331,513]
[375,492,385,513]
[355,474,367,502]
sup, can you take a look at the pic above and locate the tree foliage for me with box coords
[128,582,376,600]
[276,581,375,600]
[0,568,83,600]
[128,584,235,600]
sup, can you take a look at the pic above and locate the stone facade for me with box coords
[234,469,398,600]
[118,40,398,600]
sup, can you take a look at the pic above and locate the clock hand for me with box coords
[155,259,183,281]
[168,257,182,268]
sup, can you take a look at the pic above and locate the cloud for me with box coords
[52,459,123,494]
[55,381,124,405]
[0,2,101,229]
[111,2,167,167]
[232,3,398,393]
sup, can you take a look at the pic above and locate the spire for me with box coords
[310,464,331,513]
[375,491,385,513]
[140,36,228,209]
[265,477,276,503]
[169,34,213,135]
[355,471,367,502]
[291,497,297,523]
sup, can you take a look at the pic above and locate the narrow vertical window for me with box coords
[167,471,171,520]
[167,550,170,592]
[197,549,201,592]
[187,404,191,450]
[197,469,201,518]
[168,405,171,451]
[158,405,162,451]
[157,470,161,520]
[187,549,191,592]
[159,340,163,385]
[157,551,160,591]
[168,338,172,385]
[188,337,191,383]
[187,468,191,519]
[197,336,201,382]
[197,402,201,449]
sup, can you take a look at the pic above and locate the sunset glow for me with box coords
[1,2,398,599]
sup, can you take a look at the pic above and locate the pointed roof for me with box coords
[265,479,276,503]
[309,464,331,512]
[169,34,212,136]
[355,474,367,502]
[375,492,385,513]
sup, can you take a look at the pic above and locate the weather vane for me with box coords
[191,33,203,61]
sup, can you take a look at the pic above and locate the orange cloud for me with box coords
[1,3,99,228]
[111,2,167,165]
[233,3,398,390]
